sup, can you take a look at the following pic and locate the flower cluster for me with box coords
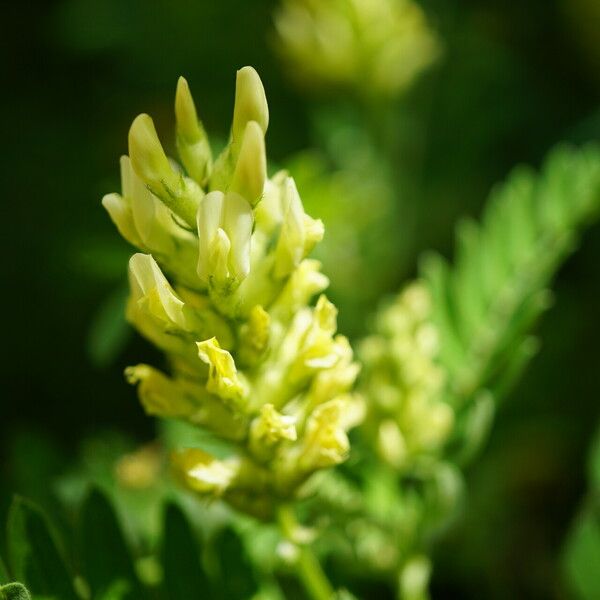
[359,282,453,470]
[103,67,362,518]
[274,0,440,97]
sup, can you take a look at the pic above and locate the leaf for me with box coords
[161,503,209,600]
[0,583,32,600]
[423,144,600,410]
[6,497,78,600]
[563,508,600,600]
[79,488,141,599]
[212,527,258,600]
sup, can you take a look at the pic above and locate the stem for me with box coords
[277,505,334,600]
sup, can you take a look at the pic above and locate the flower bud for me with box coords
[197,191,253,290]
[125,364,196,419]
[102,191,143,249]
[299,399,350,470]
[274,178,308,278]
[288,296,341,382]
[270,259,329,322]
[129,114,201,228]
[308,337,360,405]
[175,76,212,184]
[172,449,238,497]
[238,304,271,366]
[230,121,267,207]
[250,404,297,460]
[128,253,189,330]
[232,66,269,142]
[197,337,247,408]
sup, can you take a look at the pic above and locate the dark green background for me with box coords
[2,1,599,598]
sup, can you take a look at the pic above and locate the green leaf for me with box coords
[212,527,258,600]
[161,503,209,600]
[423,144,600,411]
[0,583,32,600]
[6,497,78,600]
[563,508,600,600]
[79,488,141,599]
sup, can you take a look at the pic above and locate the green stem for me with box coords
[277,505,334,600]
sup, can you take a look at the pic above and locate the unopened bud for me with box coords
[232,66,269,142]
[230,121,267,206]
[175,76,212,184]
[129,113,200,228]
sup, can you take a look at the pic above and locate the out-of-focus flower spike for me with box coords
[232,66,269,142]
[175,76,213,185]
[230,121,267,207]
[197,337,248,408]
[129,114,201,228]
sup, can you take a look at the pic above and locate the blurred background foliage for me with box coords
[2,0,599,598]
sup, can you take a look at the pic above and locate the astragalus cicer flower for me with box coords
[102,67,362,519]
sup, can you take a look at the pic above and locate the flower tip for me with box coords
[233,66,269,139]
[129,112,155,141]
[175,76,202,142]
[128,114,173,190]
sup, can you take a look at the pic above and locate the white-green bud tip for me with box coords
[128,113,177,193]
[231,120,267,206]
[232,66,269,141]
[175,76,203,143]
